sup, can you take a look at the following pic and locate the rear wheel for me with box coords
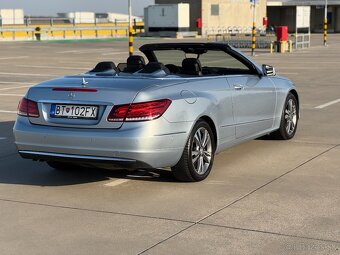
[172,120,215,182]
[271,92,299,140]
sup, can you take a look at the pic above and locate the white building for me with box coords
[58,12,96,24]
[95,13,143,23]
[0,9,24,25]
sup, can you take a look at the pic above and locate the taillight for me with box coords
[17,98,40,118]
[107,99,171,122]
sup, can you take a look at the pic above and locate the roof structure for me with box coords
[267,0,340,6]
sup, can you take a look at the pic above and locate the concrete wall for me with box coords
[155,0,267,36]
[201,0,267,35]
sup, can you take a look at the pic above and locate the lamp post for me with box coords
[324,0,328,46]
[128,0,134,56]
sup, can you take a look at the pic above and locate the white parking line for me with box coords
[57,49,118,54]
[104,179,130,187]
[58,61,95,65]
[57,50,80,54]
[0,56,29,60]
[315,99,340,109]
[0,81,33,85]
[101,52,128,56]
[204,180,226,185]
[15,65,89,70]
[0,110,17,114]
[0,85,32,91]
[0,72,57,77]
[278,72,299,75]
[0,93,24,97]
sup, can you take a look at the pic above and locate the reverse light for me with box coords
[17,98,40,118]
[107,99,171,122]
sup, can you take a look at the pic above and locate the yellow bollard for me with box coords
[129,27,134,56]
[270,41,273,54]
[324,19,328,46]
[289,40,293,53]
[251,22,256,56]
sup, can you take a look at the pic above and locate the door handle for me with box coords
[233,84,244,90]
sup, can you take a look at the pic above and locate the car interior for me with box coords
[92,47,256,77]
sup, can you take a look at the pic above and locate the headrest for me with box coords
[127,55,145,66]
[182,58,202,75]
[90,61,117,73]
[139,62,170,74]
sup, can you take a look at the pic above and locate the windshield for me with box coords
[153,49,249,71]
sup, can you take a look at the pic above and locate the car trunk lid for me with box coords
[27,75,173,129]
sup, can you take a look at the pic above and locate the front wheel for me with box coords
[272,93,299,140]
[171,120,215,182]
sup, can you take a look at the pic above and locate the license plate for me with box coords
[50,104,98,119]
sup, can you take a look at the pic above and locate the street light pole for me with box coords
[324,0,328,46]
[251,0,257,56]
[128,0,134,56]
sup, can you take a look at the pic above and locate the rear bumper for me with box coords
[14,117,192,169]
[19,151,152,169]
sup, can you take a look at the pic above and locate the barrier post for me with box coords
[324,0,328,46]
[324,18,328,46]
[270,41,273,53]
[251,0,257,56]
[34,27,42,41]
[128,0,133,56]
[129,27,134,56]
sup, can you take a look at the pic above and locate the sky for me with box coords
[0,0,155,16]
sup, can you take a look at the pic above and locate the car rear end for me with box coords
[13,76,190,169]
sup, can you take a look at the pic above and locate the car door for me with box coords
[227,75,276,139]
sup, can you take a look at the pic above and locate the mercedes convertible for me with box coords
[13,43,299,182]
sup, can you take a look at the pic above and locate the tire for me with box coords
[171,120,216,182]
[271,92,299,140]
[47,161,78,171]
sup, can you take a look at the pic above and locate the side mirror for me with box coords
[262,64,276,76]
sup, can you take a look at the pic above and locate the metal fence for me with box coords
[295,33,311,49]
[205,26,268,37]
[208,33,276,49]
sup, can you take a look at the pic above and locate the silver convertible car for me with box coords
[14,43,299,182]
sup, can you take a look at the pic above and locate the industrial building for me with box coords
[144,3,192,37]
[154,0,267,35]
[267,0,340,33]
[57,12,96,24]
[96,13,142,23]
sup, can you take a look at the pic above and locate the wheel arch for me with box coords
[289,89,300,117]
[289,89,299,107]
[199,115,218,150]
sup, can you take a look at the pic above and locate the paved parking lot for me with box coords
[0,36,339,254]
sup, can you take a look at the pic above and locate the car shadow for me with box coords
[0,121,176,187]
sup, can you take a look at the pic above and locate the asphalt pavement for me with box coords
[0,35,339,255]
